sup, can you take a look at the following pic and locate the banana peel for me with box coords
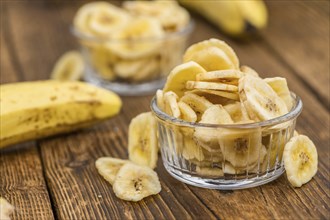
[179,0,268,38]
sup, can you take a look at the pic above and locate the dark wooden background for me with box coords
[1,1,329,219]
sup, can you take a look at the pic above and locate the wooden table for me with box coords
[1,1,329,219]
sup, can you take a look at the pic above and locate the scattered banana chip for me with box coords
[95,157,130,185]
[0,197,14,220]
[50,51,84,81]
[283,135,318,187]
[113,163,161,202]
[128,112,158,169]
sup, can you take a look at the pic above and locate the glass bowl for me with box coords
[151,93,303,190]
[71,21,194,96]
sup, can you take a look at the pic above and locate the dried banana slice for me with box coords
[128,112,158,169]
[240,65,260,77]
[186,81,238,92]
[163,61,206,97]
[123,0,190,32]
[182,137,204,161]
[180,92,213,119]
[74,2,130,38]
[219,128,263,168]
[0,197,14,220]
[194,105,234,153]
[107,17,164,59]
[190,89,239,101]
[239,75,288,121]
[178,101,197,122]
[50,51,84,81]
[114,58,150,79]
[223,102,249,122]
[89,46,117,80]
[130,57,160,82]
[114,57,159,82]
[283,135,318,187]
[113,163,161,202]
[196,69,243,84]
[164,91,181,118]
[95,157,129,185]
[264,77,293,111]
[156,89,165,111]
[183,38,239,71]
[196,166,224,177]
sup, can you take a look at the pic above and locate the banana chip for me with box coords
[113,163,161,202]
[128,112,158,169]
[51,51,84,81]
[283,135,318,187]
[95,157,130,185]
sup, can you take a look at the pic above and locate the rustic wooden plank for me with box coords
[0,3,54,220]
[262,1,330,108]
[3,1,329,219]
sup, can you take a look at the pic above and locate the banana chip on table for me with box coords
[283,135,318,187]
[50,51,84,81]
[0,197,14,220]
[113,163,161,202]
[95,157,130,185]
[128,112,158,169]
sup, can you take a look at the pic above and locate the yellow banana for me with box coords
[179,0,268,37]
[0,80,122,148]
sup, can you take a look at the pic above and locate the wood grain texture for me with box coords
[1,1,329,220]
[0,3,54,220]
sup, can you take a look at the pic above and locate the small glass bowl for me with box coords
[151,93,303,190]
[72,22,194,96]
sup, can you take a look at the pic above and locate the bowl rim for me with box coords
[150,92,303,129]
[70,19,195,43]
